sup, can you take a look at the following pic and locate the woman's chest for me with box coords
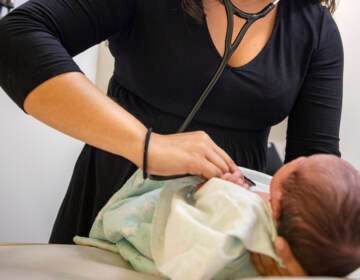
[110,0,313,127]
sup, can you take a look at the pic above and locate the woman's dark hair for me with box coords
[182,0,204,21]
[277,155,360,277]
[181,0,336,22]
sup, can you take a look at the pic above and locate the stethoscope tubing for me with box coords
[178,0,279,133]
[149,0,280,181]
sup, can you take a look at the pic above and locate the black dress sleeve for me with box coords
[0,0,135,110]
[285,9,343,162]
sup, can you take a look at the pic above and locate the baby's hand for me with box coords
[221,169,250,189]
[195,169,249,191]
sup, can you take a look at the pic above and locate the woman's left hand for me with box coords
[250,237,307,276]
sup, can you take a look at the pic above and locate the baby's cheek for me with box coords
[254,191,270,200]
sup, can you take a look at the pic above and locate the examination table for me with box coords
[0,243,159,279]
[1,243,357,279]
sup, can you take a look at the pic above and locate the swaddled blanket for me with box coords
[74,169,281,279]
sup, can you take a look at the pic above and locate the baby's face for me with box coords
[269,157,306,220]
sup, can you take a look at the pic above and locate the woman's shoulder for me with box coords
[283,0,331,20]
[280,0,341,51]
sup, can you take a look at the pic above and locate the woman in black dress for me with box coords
[0,0,341,274]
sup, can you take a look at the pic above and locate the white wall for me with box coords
[0,1,99,241]
[96,42,114,93]
[335,0,360,168]
[0,48,98,243]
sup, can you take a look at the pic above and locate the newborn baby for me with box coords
[269,155,360,276]
[198,154,360,277]
[74,154,360,278]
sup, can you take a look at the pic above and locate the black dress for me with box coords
[0,0,343,243]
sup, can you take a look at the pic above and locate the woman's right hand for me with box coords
[22,73,237,180]
[146,131,238,179]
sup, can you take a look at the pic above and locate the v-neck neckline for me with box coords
[203,0,282,70]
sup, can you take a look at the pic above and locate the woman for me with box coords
[0,0,342,260]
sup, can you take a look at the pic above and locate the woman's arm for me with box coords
[25,72,237,177]
[0,0,237,178]
[0,0,134,108]
[285,9,343,162]
[24,72,148,166]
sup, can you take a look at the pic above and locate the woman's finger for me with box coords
[192,131,235,177]
[205,148,230,174]
[195,158,223,179]
[221,172,233,181]
[147,131,237,178]
[211,144,238,172]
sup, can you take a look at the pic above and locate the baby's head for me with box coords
[270,154,360,276]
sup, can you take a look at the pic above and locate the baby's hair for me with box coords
[277,155,360,276]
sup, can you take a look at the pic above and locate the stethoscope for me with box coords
[149,0,280,182]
